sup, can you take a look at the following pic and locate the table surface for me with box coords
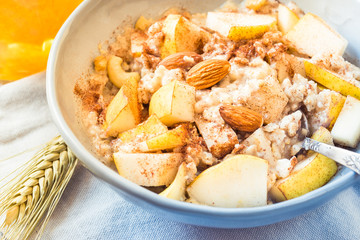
[0,73,359,240]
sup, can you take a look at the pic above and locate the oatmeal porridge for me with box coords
[74,0,360,207]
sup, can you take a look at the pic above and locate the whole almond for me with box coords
[219,104,263,132]
[159,52,203,70]
[186,59,231,90]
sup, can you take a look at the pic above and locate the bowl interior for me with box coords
[47,0,360,228]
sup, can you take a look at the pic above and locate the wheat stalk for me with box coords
[0,136,78,240]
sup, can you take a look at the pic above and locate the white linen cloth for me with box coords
[1,73,360,240]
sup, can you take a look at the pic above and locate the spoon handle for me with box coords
[303,138,360,175]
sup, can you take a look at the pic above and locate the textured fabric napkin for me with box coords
[1,73,360,240]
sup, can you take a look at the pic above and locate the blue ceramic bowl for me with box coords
[46,0,360,228]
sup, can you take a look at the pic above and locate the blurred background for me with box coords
[0,0,83,81]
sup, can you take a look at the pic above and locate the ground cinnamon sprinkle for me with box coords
[73,0,360,205]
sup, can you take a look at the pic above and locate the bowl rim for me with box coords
[46,0,360,218]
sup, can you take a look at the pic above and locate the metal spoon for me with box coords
[298,112,360,175]
[302,138,360,175]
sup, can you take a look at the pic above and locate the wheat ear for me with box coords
[0,136,78,240]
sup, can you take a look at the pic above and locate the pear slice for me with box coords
[308,126,334,155]
[308,90,346,132]
[159,162,187,201]
[105,55,141,136]
[270,127,337,202]
[104,63,141,137]
[327,92,346,129]
[277,4,299,34]
[161,14,202,59]
[285,13,347,56]
[105,87,137,136]
[304,60,360,100]
[135,15,153,31]
[311,126,335,145]
[245,0,267,11]
[187,155,268,208]
[206,12,276,41]
[113,152,183,186]
[138,124,190,152]
[331,96,360,148]
[149,80,195,126]
[118,114,168,143]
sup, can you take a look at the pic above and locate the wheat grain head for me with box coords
[0,136,78,240]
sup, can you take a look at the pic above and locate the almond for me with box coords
[219,104,263,132]
[186,59,231,89]
[159,52,203,70]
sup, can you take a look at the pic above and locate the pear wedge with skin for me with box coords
[187,154,268,208]
[277,4,299,34]
[118,114,168,143]
[270,127,337,202]
[105,87,138,136]
[135,15,153,31]
[308,90,346,132]
[285,13,347,56]
[161,14,202,59]
[245,0,267,11]
[206,12,276,41]
[138,124,190,152]
[304,60,360,100]
[331,96,360,148]
[114,152,183,187]
[159,162,187,201]
[149,80,195,126]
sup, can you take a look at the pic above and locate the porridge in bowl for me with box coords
[74,0,360,207]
